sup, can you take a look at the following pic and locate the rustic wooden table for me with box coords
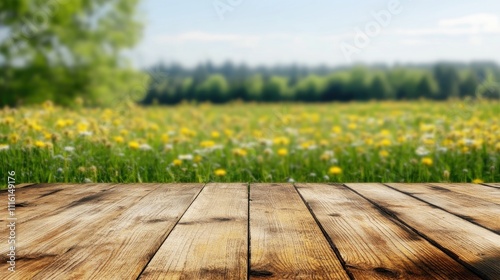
[1,183,499,279]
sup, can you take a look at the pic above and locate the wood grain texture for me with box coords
[32,184,203,280]
[0,183,34,191]
[484,183,500,189]
[250,183,349,280]
[296,183,479,280]
[0,183,162,280]
[140,183,248,280]
[428,183,500,205]
[386,183,500,233]
[346,183,500,279]
[0,183,119,226]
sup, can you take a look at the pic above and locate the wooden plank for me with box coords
[0,183,119,225]
[250,183,349,279]
[140,183,248,280]
[346,183,500,279]
[0,183,33,191]
[296,183,480,279]
[28,184,203,280]
[427,183,500,205]
[0,183,161,280]
[484,183,500,189]
[386,183,500,233]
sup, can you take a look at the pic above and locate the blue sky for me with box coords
[130,0,500,67]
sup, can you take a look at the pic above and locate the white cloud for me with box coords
[399,39,431,46]
[439,13,499,30]
[155,31,261,47]
[394,13,500,36]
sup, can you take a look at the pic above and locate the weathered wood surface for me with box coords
[33,183,203,280]
[346,183,500,279]
[386,183,500,233]
[428,183,500,204]
[297,183,479,279]
[250,184,349,279]
[0,183,498,279]
[140,183,248,280]
[484,182,500,189]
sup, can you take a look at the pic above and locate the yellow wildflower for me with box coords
[161,134,169,143]
[200,140,215,148]
[233,148,248,157]
[379,150,389,158]
[378,139,392,147]
[194,155,202,163]
[128,141,140,149]
[273,136,290,146]
[34,141,46,148]
[214,169,227,177]
[211,131,220,139]
[421,157,433,166]
[277,148,288,157]
[3,116,14,125]
[9,133,20,143]
[331,126,342,134]
[472,179,484,184]
[328,166,342,175]
[114,136,125,143]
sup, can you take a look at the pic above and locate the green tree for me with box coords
[433,64,460,99]
[322,73,349,101]
[245,74,264,101]
[196,74,230,103]
[370,74,392,100]
[263,76,291,102]
[459,72,479,98]
[294,75,326,102]
[0,0,144,107]
[417,75,438,99]
[346,67,370,100]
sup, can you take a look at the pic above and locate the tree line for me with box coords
[142,62,500,104]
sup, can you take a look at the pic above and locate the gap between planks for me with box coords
[382,183,500,234]
[344,183,500,280]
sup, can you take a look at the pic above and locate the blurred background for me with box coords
[1,0,500,106]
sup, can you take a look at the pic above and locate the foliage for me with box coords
[0,0,144,107]
[141,62,500,104]
[1,101,499,186]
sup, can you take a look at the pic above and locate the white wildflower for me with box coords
[0,144,10,151]
[179,154,194,161]
[415,146,430,156]
[164,144,173,151]
[437,146,448,153]
[285,127,299,136]
[324,151,334,157]
[264,148,273,155]
[79,131,93,137]
[259,139,273,146]
[139,144,152,151]
[64,146,75,152]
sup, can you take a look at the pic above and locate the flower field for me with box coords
[1,100,499,186]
